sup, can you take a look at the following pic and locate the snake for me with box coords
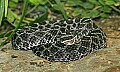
[12,18,107,62]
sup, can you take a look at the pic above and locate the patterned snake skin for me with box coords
[12,18,107,62]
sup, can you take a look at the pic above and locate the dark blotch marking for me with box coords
[43,50,50,56]
[93,23,98,29]
[31,27,38,32]
[60,27,66,33]
[23,42,29,48]
[91,43,97,49]
[65,45,77,52]
[60,36,73,41]
[29,36,38,44]
[32,45,44,56]
[31,23,38,27]
[78,46,88,54]
[59,20,64,24]
[82,36,90,40]
[17,30,24,34]
[45,34,52,40]
[67,25,71,30]
[81,29,88,36]
[92,37,99,43]
[39,22,47,25]
[92,30,101,33]
[72,23,76,27]
[78,23,85,28]
[55,50,64,58]
[20,33,29,41]
[12,33,18,42]
[55,41,66,47]
[50,45,59,53]
[48,56,55,62]
[49,20,57,24]
[89,33,97,37]
[34,31,45,37]
[36,51,42,56]
[51,26,59,29]
[49,30,58,36]
[38,25,44,29]
[82,40,91,48]
[44,43,52,48]
[16,37,22,45]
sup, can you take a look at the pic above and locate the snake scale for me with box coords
[12,18,107,62]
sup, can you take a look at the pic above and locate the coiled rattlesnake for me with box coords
[12,18,107,62]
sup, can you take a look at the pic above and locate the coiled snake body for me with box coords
[12,18,107,62]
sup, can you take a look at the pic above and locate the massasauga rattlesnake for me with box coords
[12,18,107,62]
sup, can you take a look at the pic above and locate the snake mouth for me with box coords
[61,35,81,45]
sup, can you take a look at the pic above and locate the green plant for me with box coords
[66,0,120,18]
[0,0,29,46]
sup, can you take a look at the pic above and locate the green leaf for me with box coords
[9,0,18,8]
[7,9,15,23]
[0,32,5,38]
[29,0,48,5]
[0,0,4,26]
[30,6,48,23]
[55,0,68,19]
[5,0,8,17]
[52,4,60,11]
[66,0,83,6]
[98,0,105,5]
[73,8,83,16]
[88,0,100,5]
[87,10,100,18]
[105,0,115,5]
[80,10,87,17]
[66,0,77,6]
[82,2,94,9]
[99,6,111,13]
[100,13,108,18]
